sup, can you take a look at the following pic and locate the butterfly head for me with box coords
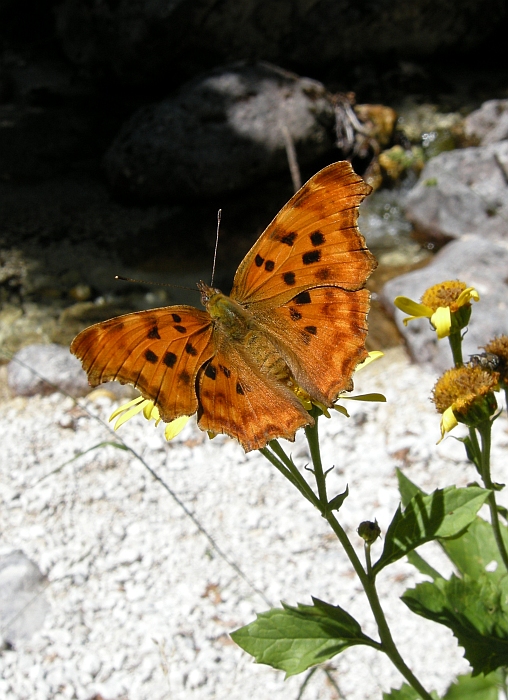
[197,280,222,307]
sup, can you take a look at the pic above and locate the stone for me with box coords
[0,551,50,647]
[380,236,508,372]
[103,62,335,201]
[464,99,508,145]
[404,141,508,245]
[7,343,90,397]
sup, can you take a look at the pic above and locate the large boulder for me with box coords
[404,141,508,246]
[464,99,508,145]
[380,237,508,372]
[103,63,335,201]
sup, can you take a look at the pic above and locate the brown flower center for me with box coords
[432,366,499,415]
[421,280,467,312]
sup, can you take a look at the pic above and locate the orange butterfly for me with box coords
[71,161,376,452]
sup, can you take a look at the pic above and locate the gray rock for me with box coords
[404,141,508,245]
[7,343,90,397]
[380,237,508,373]
[103,63,335,201]
[464,99,508,145]
[0,551,49,648]
[55,0,502,86]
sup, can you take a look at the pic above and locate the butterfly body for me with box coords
[71,161,376,452]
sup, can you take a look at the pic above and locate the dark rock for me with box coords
[464,99,508,145]
[7,343,90,397]
[0,551,49,648]
[103,63,335,201]
[54,0,504,86]
[380,237,508,372]
[404,141,508,246]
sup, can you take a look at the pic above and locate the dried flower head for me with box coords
[482,335,508,386]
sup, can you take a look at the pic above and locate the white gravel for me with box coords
[1,347,507,700]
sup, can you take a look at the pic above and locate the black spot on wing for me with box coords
[315,267,332,281]
[255,254,264,267]
[145,349,158,363]
[264,260,275,272]
[310,230,325,246]
[289,307,302,321]
[147,324,161,339]
[236,382,244,395]
[205,363,217,380]
[304,325,317,335]
[171,313,182,323]
[174,325,187,334]
[219,364,231,378]
[283,271,296,286]
[185,343,197,356]
[163,352,177,368]
[179,370,191,385]
[278,232,297,246]
[302,250,321,265]
[295,291,311,304]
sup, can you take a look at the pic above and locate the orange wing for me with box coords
[249,286,371,405]
[231,161,375,306]
[70,306,214,422]
[196,334,312,452]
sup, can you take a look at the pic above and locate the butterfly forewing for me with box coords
[70,306,213,421]
[231,162,376,306]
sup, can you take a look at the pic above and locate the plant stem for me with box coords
[303,417,434,700]
[448,331,464,367]
[477,422,508,572]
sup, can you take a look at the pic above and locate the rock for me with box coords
[404,141,508,245]
[0,551,50,647]
[380,237,508,372]
[103,63,335,201]
[54,0,502,86]
[7,343,90,397]
[464,99,508,145]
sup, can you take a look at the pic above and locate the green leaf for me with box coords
[328,485,349,511]
[402,573,508,675]
[406,550,443,581]
[230,597,378,677]
[440,515,508,581]
[396,468,422,507]
[443,671,501,699]
[374,486,490,573]
[383,684,439,699]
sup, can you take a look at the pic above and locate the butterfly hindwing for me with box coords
[248,286,371,405]
[231,162,376,305]
[196,336,312,452]
[70,306,214,421]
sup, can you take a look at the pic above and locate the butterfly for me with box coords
[71,161,376,452]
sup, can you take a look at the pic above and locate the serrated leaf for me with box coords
[231,597,377,677]
[443,671,501,699]
[374,486,490,573]
[383,683,439,699]
[440,516,508,580]
[402,573,508,675]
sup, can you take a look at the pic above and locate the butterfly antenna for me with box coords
[210,208,221,287]
[115,276,196,292]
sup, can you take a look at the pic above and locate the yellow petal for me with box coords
[355,351,384,371]
[109,395,144,421]
[112,400,149,430]
[430,306,452,339]
[340,392,386,403]
[164,415,190,440]
[394,296,434,319]
[438,406,458,443]
[456,286,480,307]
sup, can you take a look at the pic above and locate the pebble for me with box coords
[1,348,507,700]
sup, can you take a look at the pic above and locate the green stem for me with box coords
[448,331,464,367]
[477,422,508,572]
[303,417,434,700]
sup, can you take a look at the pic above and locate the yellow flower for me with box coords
[109,396,190,441]
[334,351,387,418]
[394,281,479,339]
[431,365,499,441]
